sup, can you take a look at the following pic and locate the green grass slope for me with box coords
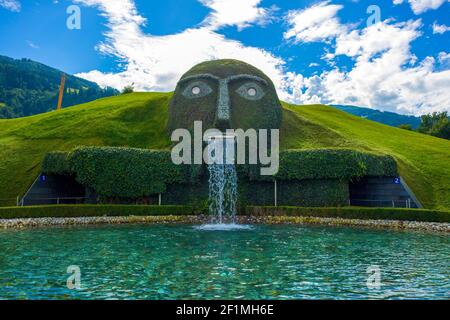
[0,92,449,209]
[282,103,450,210]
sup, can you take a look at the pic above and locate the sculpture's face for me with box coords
[167,60,282,133]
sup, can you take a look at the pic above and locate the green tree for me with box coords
[418,111,450,140]
[121,83,134,94]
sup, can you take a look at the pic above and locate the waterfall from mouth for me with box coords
[207,135,238,224]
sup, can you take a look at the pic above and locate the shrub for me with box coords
[0,205,194,219]
[121,84,134,94]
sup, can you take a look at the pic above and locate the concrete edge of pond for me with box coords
[0,215,449,233]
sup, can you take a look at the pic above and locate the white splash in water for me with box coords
[194,224,253,231]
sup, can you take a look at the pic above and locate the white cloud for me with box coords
[432,21,450,34]
[288,19,450,115]
[200,0,275,31]
[74,0,289,99]
[26,40,39,49]
[284,1,347,43]
[334,20,421,61]
[393,0,448,14]
[0,0,21,12]
[438,52,450,69]
[74,0,450,116]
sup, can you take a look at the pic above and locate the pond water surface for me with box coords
[0,224,448,299]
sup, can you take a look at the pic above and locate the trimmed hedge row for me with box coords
[237,179,349,207]
[243,149,397,181]
[246,206,450,223]
[1,205,448,223]
[0,205,195,219]
[43,146,201,198]
[43,147,397,198]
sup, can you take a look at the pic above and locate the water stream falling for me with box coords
[208,158,238,224]
[207,135,238,224]
[196,134,251,230]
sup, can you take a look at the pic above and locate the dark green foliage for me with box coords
[277,180,348,207]
[238,180,274,206]
[42,151,72,175]
[246,206,450,223]
[0,55,118,118]
[42,147,396,205]
[121,84,134,94]
[43,146,199,198]
[418,111,450,140]
[241,149,397,181]
[163,180,209,211]
[238,180,348,207]
[0,205,194,219]
[182,59,271,80]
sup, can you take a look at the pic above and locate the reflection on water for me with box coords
[0,224,448,299]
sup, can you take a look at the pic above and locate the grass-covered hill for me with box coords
[0,92,449,210]
[0,55,118,118]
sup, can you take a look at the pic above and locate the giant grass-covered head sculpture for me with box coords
[167,59,282,133]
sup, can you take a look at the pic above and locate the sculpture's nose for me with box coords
[215,79,231,130]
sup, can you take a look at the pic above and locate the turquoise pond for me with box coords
[0,224,448,299]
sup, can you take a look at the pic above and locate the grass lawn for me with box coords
[283,103,450,210]
[0,92,449,210]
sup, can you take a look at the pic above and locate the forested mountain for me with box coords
[331,105,421,129]
[0,55,118,118]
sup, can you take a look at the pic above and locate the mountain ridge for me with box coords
[331,104,421,129]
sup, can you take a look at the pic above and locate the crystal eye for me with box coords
[247,88,257,97]
[182,81,213,98]
[192,86,201,95]
[236,82,265,100]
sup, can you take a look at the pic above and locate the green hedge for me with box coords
[42,147,201,198]
[0,205,195,219]
[2,205,447,223]
[42,147,397,201]
[246,206,450,223]
[42,151,72,175]
[242,149,397,181]
[237,179,349,207]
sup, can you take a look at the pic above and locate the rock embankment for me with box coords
[0,215,448,233]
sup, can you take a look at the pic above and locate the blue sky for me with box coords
[0,0,449,115]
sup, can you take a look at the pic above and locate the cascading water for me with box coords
[195,135,251,230]
[207,135,238,224]
[208,157,238,224]
[195,134,252,230]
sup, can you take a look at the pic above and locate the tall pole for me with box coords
[57,73,66,111]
